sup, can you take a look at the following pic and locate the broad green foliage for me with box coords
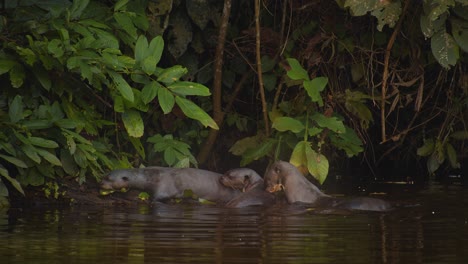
[231,58,364,183]
[342,0,468,68]
[0,0,217,200]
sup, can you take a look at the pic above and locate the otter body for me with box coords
[100,166,241,203]
[264,161,392,212]
[220,168,276,208]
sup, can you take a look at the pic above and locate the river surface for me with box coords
[1,184,467,264]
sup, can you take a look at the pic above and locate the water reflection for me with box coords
[0,185,467,264]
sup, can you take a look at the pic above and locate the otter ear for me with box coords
[274,166,281,174]
[243,175,250,184]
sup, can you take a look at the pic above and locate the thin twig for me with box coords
[380,0,411,143]
[255,0,270,137]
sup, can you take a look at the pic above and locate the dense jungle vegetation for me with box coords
[0,0,467,206]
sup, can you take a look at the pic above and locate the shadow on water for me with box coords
[1,184,467,264]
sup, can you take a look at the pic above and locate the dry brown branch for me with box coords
[380,0,411,143]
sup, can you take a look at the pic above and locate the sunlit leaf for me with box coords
[167,81,211,96]
[305,146,329,184]
[304,77,328,107]
[142,56,157,75]
[157,65,188,85]
[286,58,309,81]
[272,117,305,133]
[121,109,144,138]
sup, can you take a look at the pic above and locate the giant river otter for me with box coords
[100,166,241,203]
[220,168,276,208]
[264,160,392,212]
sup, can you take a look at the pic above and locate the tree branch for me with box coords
[196,0,232,165]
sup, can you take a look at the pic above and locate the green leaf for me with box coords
[289,141,308,168]
[0,59,16,75]
[175,96,219,129]
[141,81,161,104]
[371,2,401,31]
[33,65,52,91]
[1,171,25,195]
[22,120,53,130]
[36,148,62,166]
[60,149,79,176]
[158,87,175,114]
[47,39,64,58]
[451,130,468,140]
[311,113,346,133]
[167,81,211,96]
[431,29,459,69]
[9,95,23,123]
[157,65,188,85]
[452,19,468,53]
[272,117,305,133]
[344,0,380,16]
[446,143,460,169]
[114,12,137,39]
[229,136,261,156]
[305,146,329,184]
[286,58,309,81]
[28,137,59,148]
[417,138,435,157]
[114,0,130,11]
[128,136,145,159]
[240,139,276,166]
[135,35,149,63]
[113,96,125,112]
[109,71,134,102]
[329,126,363,157]
[142,56,157,75]
[55,119,78,129]
[308,127,323,137]
[427,152,442,174]
[304,77,328,107]
[0,154,28,168]
[21,143,41,163]
[70,0,90,20]
[121,109,144,138]
[148,35,164,66]
[10,64,25,88]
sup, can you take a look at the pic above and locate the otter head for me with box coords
[100,169,131,192]
[220,168,261,192]
[264,161,288,193]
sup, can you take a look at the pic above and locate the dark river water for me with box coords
[1,184,467,264]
